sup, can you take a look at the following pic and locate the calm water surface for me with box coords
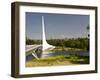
[26,50,89,61]
[42,51,89,58]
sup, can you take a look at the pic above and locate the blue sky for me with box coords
[26,12,89,40]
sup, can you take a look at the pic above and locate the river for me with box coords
[26,50,89,61]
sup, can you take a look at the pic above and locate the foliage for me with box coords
[26,37,89,50]
[47,38,89,50]
[26,38,42,45]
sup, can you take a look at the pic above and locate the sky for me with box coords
[26,12,89,40]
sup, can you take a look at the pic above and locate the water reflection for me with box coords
[26,50,89,61]
[42,51,89,58]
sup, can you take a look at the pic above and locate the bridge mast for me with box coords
[42,16,55,51]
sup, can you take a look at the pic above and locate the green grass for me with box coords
[26,54,89,67]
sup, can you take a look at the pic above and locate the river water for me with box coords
[42,51,89,58]
[26,50,89,61]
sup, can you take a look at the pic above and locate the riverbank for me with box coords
[26,55,89,67]
[44,46,87,52]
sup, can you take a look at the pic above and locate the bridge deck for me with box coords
[26,45,41,52]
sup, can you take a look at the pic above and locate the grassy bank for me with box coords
[26,54,89,67]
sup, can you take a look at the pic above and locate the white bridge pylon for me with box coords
[28,16,55,59]
[42,16,55,51]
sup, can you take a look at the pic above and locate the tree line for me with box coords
[26,38,89,50]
